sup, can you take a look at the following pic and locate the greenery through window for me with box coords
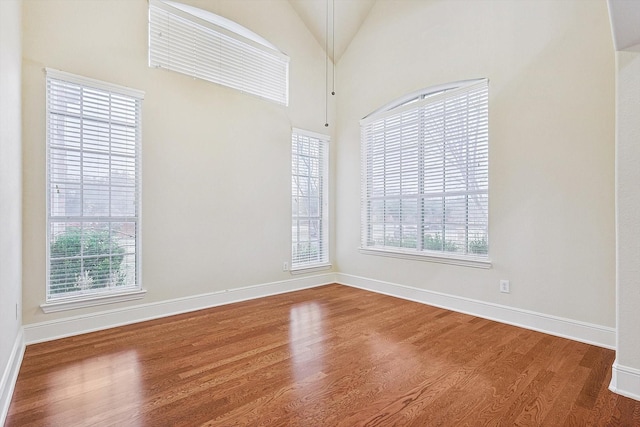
[46,69,143,300]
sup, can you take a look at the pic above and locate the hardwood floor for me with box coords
[7,284,640,426]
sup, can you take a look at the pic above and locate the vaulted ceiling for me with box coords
[290,0,640,60]
[288,0,377,63]
[607,0,640,51]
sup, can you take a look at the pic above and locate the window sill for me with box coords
[41,289,147,313]
[290,263,332,275]
[359,248,492,269]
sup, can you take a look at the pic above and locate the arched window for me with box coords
[360,79,489,266]
[149,0,289,105]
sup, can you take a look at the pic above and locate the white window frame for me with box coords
[360,79,490,268]
[148,0,290,106]
[291,129,330,272]
[42,69,145,313]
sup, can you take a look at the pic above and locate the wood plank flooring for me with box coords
[7,284,640,426]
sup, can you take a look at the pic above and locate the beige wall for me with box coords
[19,0,618,332]
[335,0,616,326]
[0,0,23,404]
[21,0,334,325]
[614,48,640,382]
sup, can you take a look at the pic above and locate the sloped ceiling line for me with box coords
[288,0,377,63]
[607,0,640,51]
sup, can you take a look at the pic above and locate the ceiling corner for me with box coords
[287,0,377,62]
[608,0,640,51]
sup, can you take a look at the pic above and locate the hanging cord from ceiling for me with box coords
[324,0,336,128]
[332,0,336,96]
[324,0,329,127]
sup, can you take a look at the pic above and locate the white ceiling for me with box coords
[290,0,640,60]
[288,0,377,63]
[608,0,640,51]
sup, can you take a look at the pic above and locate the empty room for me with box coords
[1,0,639,425]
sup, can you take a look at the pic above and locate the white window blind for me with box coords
[46,69,143,301]
[149,0,289,106]
[361,79,489,260]
[292,129,329,269]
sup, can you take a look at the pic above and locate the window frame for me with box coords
[42,69,145,313]
[360,79,490,268]
[291,128,331,272]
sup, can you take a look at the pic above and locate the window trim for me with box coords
[361,79,484,123]
[44,68,144,310]
[289,264,332,275]
[291,128,330,272]
[40,289,147,314]
[358,248,491,269]
[360,79,490,266]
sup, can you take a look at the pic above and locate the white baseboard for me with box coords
[336,273,616,350]
[610,361,640,401]
[23,273,616,350]
[0,328,25,426]
[24,273,336,345]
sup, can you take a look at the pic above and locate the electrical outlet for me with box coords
[283,261,289,271]
[500,279,510,293]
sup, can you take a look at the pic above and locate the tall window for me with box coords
[361,79,489,263]
[46,69,143,303]
[291,129,329,269]
[149,0,289,106]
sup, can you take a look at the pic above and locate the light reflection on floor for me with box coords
[289,302,326,386]
[46,350,144,426]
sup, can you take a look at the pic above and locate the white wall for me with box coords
[335,0,616,327]
[0,0,24,421]
[612,48,640,400]
[21,0,334,325]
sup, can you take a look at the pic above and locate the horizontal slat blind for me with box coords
[361,79,489,258]
[46,69,142,300]
[292,129,329,268]
[149,0,289,106]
